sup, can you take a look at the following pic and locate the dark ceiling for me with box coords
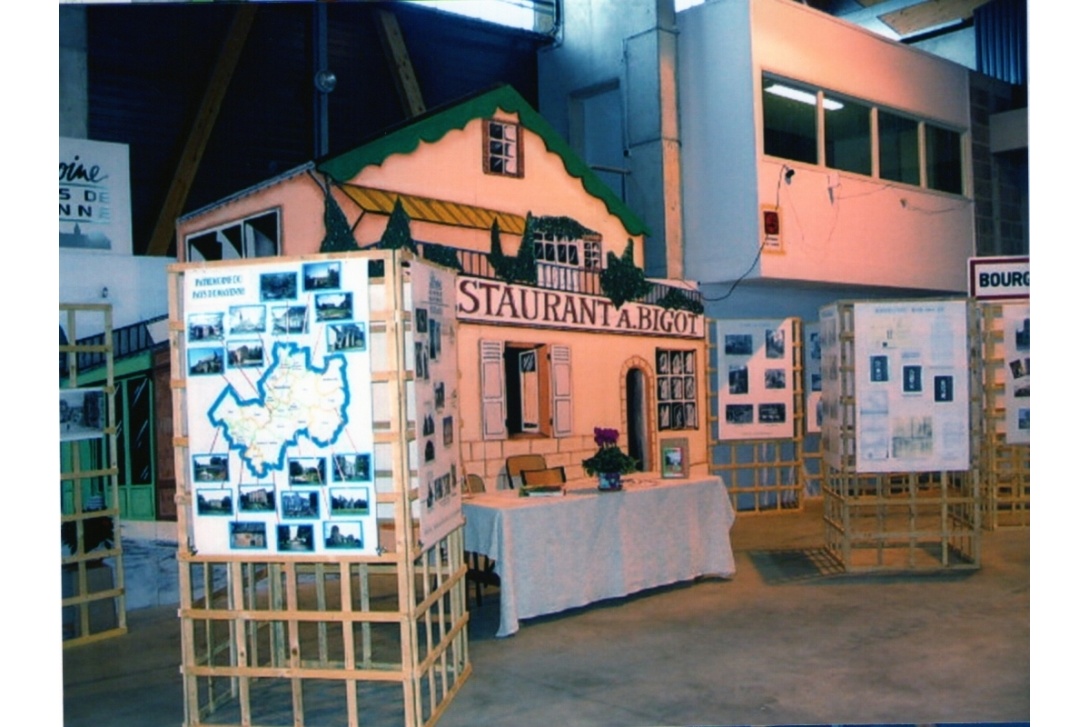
[72,1,549,256]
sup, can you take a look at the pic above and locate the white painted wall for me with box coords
[59,250,172,335]
[679,0,974,292]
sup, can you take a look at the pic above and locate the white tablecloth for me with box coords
[462,474,736,637]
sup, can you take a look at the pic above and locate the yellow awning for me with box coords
[338,184,526,236]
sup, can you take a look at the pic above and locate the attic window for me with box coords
[185,209,280,262]
[483,119,523,178]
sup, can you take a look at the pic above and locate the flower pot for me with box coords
[597,472,623,491]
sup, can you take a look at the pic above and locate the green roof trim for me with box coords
[317,85,651,238]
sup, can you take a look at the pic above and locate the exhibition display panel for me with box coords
[60,303,129,647]
[977,301,1030,529]
[169,251,469,727]
[462,475,736,637]
[819,300,982,572]
[707,317,806,512]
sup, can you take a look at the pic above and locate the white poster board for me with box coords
[411,261,463,549]
[853,300,970,473]
[715,318,796,440]
[60,137,133,255]
[182,257,377,556]
[1002,303,1030,445]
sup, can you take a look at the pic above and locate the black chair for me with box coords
[463,473,498,606]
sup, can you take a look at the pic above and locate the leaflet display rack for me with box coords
[707,318,805,513]
[61,303,128,647]
[169,250,470,727]
[820,300,982,572]
[977,301,1030,529]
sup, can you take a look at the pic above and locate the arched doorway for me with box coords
[625,368,649,471]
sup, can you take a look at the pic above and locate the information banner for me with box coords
[182,257,377,556]
[853,300,970,473]
[803,321,822,435]
[60,137,133,254]
[715,318,795,440]
[819,305,842,469]
[411,261,463,549]
[1002,303,1030,445]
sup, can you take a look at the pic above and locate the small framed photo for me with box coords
[660,438,689,479]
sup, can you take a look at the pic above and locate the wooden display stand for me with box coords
[60,303,128,647]
[820,301,982,573]
[169,251,470,727]
[707,318,805,513]
[978,301,1030,529]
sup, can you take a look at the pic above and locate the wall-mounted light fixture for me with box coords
[784,166,795,184]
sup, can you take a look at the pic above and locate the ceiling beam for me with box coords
[145,5,256,256]
[878,0,989,37]
[375,8,426,118]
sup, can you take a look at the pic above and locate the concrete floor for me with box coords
[62,502,1029,727]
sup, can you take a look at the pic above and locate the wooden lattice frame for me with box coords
[706,318,806,514]
[169,251,470,727]
[977,301,1030,529]
[60,303,128,647]
[820,300,982,572]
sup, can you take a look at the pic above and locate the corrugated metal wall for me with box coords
[975,0,1027,87]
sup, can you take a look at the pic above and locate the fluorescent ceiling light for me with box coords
[765,84,844,111]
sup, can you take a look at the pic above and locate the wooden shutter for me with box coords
[480,339,506,440]
[550,344,572,437]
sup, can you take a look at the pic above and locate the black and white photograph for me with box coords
[330,487,371,516]
[422,413,435,436]
[725,404,754,424]
[658,376,671,400]
[332,453,371,482]
[415,341,429,379]
[765,328,785,358]
[434,381,446,410]
[196,488,233,516]
[415,307,429,334]
[934,375,954,402]
[228,305,266,334]
[315,292,352,321]
[1014,317,1029,351]
[188,312,224,341]
[657,350,671,375]
[324,521,364,549]
[271,305,309,334]
[303,261,341,291]
[424,439,436,463]
[658,403,672,429]
[870,354,889,382]
[327,322,367,352]
[280,490,320,519]
[226,340,264,369]
[429,318,442,359]
[277,524,315,552]
[764,368,786,389]
[187,347,224,376]
[758,403,787,423]
[192,454,229,482]
[723,334,753,356]
[728,365,749,395]
[1017,408,1029,430]
[260,271,298,301]
[239,485,276,512]
[902,365,923,393]
[684,350,695,374]
[443,415,454,447]
[229,522,267,550]
[288,456,326,485]
[60,387,107,441]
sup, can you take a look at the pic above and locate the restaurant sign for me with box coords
[456,278,704,339]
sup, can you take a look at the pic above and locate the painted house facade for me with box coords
[177,85,709,489]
